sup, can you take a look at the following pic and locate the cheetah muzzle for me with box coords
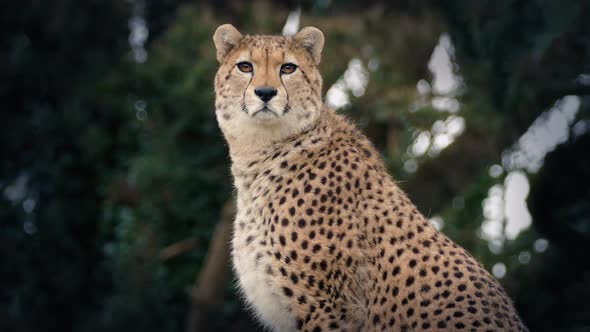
[213,23,528,332]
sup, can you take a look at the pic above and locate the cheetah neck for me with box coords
[226,106,331,173]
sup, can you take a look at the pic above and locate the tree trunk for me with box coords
[186,199,236,332]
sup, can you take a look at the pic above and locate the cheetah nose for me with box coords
[254,86,278,103]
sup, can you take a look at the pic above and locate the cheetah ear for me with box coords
[294,26,324,65]
[213,24,243,63]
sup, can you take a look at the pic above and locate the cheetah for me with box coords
[213,24,528,332]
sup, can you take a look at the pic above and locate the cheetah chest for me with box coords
[232,194,296,331]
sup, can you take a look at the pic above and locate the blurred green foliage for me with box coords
[1,1,588,331]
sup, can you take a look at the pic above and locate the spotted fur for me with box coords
[213,24,528,332]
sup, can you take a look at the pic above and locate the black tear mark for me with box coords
[280,51,290,114]
[242,50,253,114]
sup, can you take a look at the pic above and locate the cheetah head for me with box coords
[213,24,324,147]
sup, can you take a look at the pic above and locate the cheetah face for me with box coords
[213,24,324,144]
[229,48,295,122]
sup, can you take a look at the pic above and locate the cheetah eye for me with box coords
[237,62,253,73]
[280,63,297,74]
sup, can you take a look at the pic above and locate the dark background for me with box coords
[1,1,589,331]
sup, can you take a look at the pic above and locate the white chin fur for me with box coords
[251,110,281,122]
[217,103,320,161]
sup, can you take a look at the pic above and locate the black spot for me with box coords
[297,319,303,330]
[298,219,306,228]
[372,314,380,324]
[389,318,396,326]
[346,256,353,267]
[312,244,322,253]
[283,287,293,297]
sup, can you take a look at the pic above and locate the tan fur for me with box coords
[213,25,528,332]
